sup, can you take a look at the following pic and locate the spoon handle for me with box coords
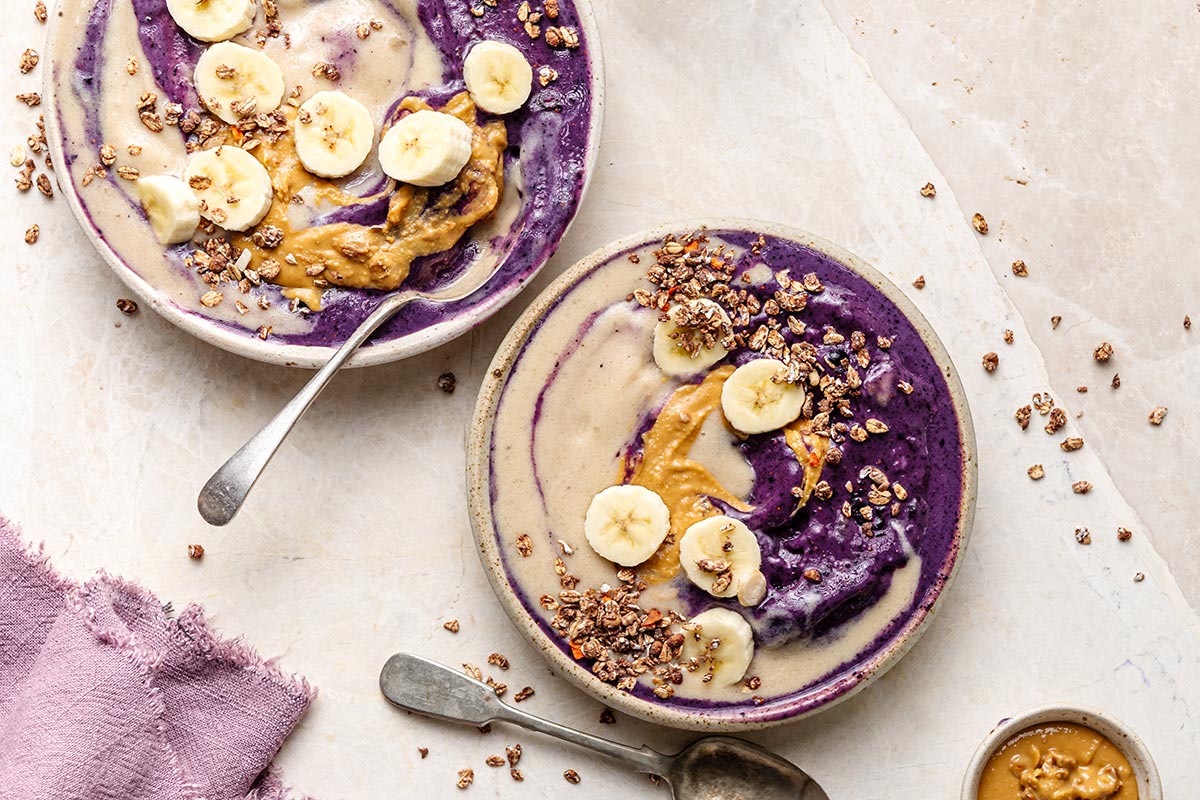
[380,653,672,778]
[197,290,417,526]
[493,698,673,777]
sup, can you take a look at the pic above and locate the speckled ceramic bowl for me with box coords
[466,219,979,730]
[961,705,1162,800]
[44,0,604,369]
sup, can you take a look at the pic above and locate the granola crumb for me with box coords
[437,372,457,394]
[456,768,474,790]
[537,65,559,86]
[1074,527,1091,545]
[199,290,224,308]
[311,61,341,81]
[1015,405,1032,430]
[1093,342,1114,362]
[419,747,429,759]
[126,56,139,75]
[1044,407,1067,435]
[971,213,988,234]
[515,533,533,557]
[16,92,41,107]
[23,224,39,244]
[599,708,616,724]
[116,298,139,315]
[19,48,39,74]
[1076,386,1087,393]
[912,274,925,289]
[510,769,524,782]
[1011,259,1028,277]
[544,0,559,17]
[1185,315,1192,330]
[485,756,506,768]
[36,173,53,197]
[1060,437,1084,452]
[1111,373,1121,389]
[919,182,936,198]
[1134,572,1145,583]
[187,543,205,559]
[1003,329,1014,344]
[1027,464,1044,480]
[486,652,510,670]
[513,686,535,702]
[1117,527,1132,541]
[442,618,460,633]
[1148,406,1168,425]
[563,769,581,785]
[1072,481,1093,494]
[34,1,47,22]
[505,744,522,767]
[981,351,999,372]
[356,21,372,39]
[1051,315,1062,329]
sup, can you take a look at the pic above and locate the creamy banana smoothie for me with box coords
[49,0,594,344]
[482,229,970,715]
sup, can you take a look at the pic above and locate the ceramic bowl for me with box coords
[961,705,1162,799]
[466,219,979,730]
[43,0,604,369]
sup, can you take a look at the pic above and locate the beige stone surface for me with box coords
[0,1,1197,798]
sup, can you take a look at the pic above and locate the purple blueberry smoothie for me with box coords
[49,0,599,357]
[477,227,973,717]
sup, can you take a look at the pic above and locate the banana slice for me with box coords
[166,0,256,43]
[721,358,806,435]
[684,608,755,686]
[463,40,534,115]
[653,298,731,376]
[294,91,375,178]
[182,145,273,232]
[678,515,762,600]
[137,175,201,245]
[194,42,286,124]
[583,484,672,567]
[378,110,473,187]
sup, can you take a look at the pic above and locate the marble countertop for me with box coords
[1,1,1196,798]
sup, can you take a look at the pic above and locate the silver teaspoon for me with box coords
[197,254,502,526]
[379,653,830,800]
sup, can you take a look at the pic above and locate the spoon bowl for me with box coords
[379,652,829,800]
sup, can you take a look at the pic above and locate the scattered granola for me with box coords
[23,224,39,244]
[982,352,999,372]
[598,708,615,724]
[1076,385,1087,393]
[1051,315,1062,329]
[505,744,522,767]
[438,372,457,394]
[537,65,559,86]
[36,174,52,197]
[510,769,524,782]
[563,769,581,785]
[1003,329,1014,344]
[311,61,341,81]
[1060,437,1084,452]
[456,768,474,790]
[1185,315,1192,330]
[1072,481,1092,494]
[919,182,936,198]
[1044,407,1066,435]
[971,213,988,234]
[515,533,533,557]
[513,686,535,702]
[187,543,205,559]
[1074,528,1091,545]
[116,298,139,315]
[1014,405,1032,430]
[1093,342,1113,362]
[1027,464,1045,480]
[16,92,41,107]
[1117,527,1132,542]
[485,755,506,768]
[199,290,224,308]
[34,1,47,22]
[1011,260,1028,277]
[1134,572,1145,583]
[1111,373,1121,389]
[912,274,926,289]
[443,619,460,633]
[419,747,429,759]
[19,49,39,74]
[1148,406,1167,425]
[487,653,510,670]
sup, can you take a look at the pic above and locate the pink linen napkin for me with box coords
[0,518,315,800]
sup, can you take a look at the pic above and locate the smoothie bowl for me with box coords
[45,0,602,367]
[467,221,977,729]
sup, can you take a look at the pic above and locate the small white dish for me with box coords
[961,705,1162,800]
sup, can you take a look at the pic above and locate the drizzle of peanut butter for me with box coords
[231,91,507,310]
[629,366,828,583]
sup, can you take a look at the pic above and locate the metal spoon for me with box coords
[379,653,830,800]
[197,254,500,526]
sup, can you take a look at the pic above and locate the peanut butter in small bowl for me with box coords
[962,707,1161,800]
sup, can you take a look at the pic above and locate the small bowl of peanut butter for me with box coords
[961,705,1162,800]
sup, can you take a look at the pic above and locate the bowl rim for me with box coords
[466,218,979,731]
[42,0,606,370]
[959,704,1163,800]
